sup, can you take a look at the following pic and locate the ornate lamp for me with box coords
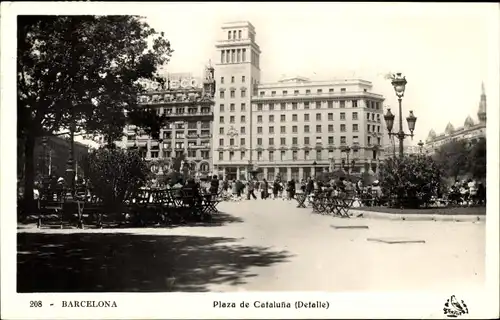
[391,73,407,98]
[417,140,424,153]
[406,111,417,138]
[384,108,395,133]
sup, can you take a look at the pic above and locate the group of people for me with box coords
[447,179,486,205]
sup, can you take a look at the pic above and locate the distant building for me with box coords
[212,21,386,181]
[116,66,216,175]
[424,83,487,154]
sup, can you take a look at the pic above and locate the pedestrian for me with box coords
[262,178,269,199]
[247,178,257,200]
[305,177,314,196]
[272,179,280,199]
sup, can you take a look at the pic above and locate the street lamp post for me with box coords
[341,146,351,173]
[384,73,418,158]
[65,121,76,196]
[418,140,424,154]
[312,160,317,178]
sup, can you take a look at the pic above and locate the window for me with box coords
[366,113,370,120]
[220,116,224,123]
[219,152,223,161]
[230,138,235,146]
[269,115,274,122]
[328,136,334,144]
[377,137,381,145]
[304,137,310,145]
[292,114,298,121]
[257,115,262,123]
[377,114,381,122]
[328,113,333,121]
[241,151,245,160]
[230,103,235,112]
[230,90,235,98]
[292,102,298,110]
[269,137,274,145]
[268,103,274,111]
[242,75,246,83]
[329,88,334,93]
[294,90,299,95]
[280,114,286,122]
[328,124,334,132]
[377,126,380,133]
[271,91,276,96]
[340,100,345,108]
[316,150,322,160]
[269,151,274,161]
[316,125,322,133]
[316,101,321,109]
[353,124,358,132]
[304,114,310,121]
[257,127,263,134]
[341,88,346,93]
[316,113,321,121]
[257,104,263,111]
[220,104,225,112]
[317,89,323,94]
[293,151,298,161]
[240,126,246,134]
[305,150,310,160]
[240,138,245,145]
[219,138,224,146]
[280,126,286,134]
[269,126,274,134]
[220,91,224,99]
[368,136,372,145]
[340,136,346,144]
[219,127,224,134]
[367,124,370,132]
[340,124,346,132]
[306,89,311,95]
[230,116,235,123]
[352,100,358,108]
[260,91,265,96]
[292,125,298,133]
[283,90,288,96]
[280,150,286,160]
[228,31,231,40]
[352,112,358,120]
[304,102,310,109]
[220,77,224,84]
[231,76,235,83]
[229,151,234,160]
[238,30,242,39]
[241,90,246,98]
[257,138,262,145]
[257,151,262,161]
[292,137,298,145]
[241,103,246,111]
[280,137,286,145]
[304,125,310,133]
[280,103,286,110]
[241,115,246,123]
[328,101,333,108]
[340,112,346,120]
[372,113,375,121]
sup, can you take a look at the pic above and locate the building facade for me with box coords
[117,67,216,175]
[424,83,487,154]
[213,21,386,181]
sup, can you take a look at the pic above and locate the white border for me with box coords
[1,2,499,319]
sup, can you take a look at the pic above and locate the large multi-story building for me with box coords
[212,21,386,181]
[117,68,216,174]
[424,83,487,154]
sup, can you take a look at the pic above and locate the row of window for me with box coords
[219,113,380,123]
[219,122,382,134]
[146,150,211,160]
[256,100,359,110]
[218,149,379,162]
[220,75,246,85]
[218,136,382,147]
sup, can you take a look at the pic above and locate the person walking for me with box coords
[262,178,269,199]
[272,179,281,200]
[247,179,257,200]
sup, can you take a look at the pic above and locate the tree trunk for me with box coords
[23,134,36,214]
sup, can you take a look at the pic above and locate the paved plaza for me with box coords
[17,199,485,292]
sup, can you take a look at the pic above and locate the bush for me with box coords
[84,148,150,210]
[378,155,443,208]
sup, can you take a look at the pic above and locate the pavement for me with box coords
[17,198,485,292]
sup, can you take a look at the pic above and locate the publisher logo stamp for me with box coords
[443,295,469,318]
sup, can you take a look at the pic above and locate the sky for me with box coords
[142,2,498,145]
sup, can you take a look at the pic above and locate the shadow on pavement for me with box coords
[17,232,291,292]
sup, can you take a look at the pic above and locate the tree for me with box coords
[433,140,469,181]
[379,155,443,208]
[84,148,150,210]
[17,15,172,205]
[468,137,486,180]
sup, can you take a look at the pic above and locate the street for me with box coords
[17,199,485,292]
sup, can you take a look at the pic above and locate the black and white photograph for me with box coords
[1,2,499,319]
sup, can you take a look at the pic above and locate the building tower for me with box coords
[213,21,262,180]
[477,82,487,124]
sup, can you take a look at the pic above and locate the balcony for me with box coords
[169,111,213,118]
[252,90,384,102]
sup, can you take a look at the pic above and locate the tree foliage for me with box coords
[83,148,150,209]
[379,155,443,208]
[468,137,486,180]
[17,15,172,203]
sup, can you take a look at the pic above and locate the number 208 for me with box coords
[30,301,42,307]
